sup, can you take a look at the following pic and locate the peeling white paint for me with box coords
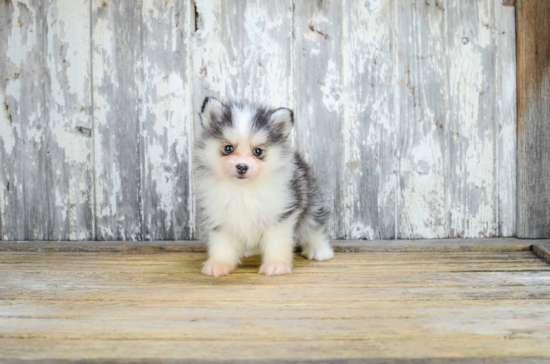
[6,0,37,68]
[394,1,448,239]
[0,109,16,155]
[320,60,342,113]
[447,5,498,237]
[194,0,291,107]
[350,223,375,240]
[341,0,395,239]
[43,0,93,239]
[140,0,193,240]
[0,0,517,240]
[91,0,142,241]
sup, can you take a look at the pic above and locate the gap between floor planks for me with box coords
[1,238,549,265]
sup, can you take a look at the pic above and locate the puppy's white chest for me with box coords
[206,179,288,241]
[222,189,278,232]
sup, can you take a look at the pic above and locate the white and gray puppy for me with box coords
[194,97,334,277]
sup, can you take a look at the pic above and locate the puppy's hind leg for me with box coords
[299,219,334,262]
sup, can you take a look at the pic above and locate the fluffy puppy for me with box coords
[194,97,334,277]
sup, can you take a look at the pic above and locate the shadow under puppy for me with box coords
[194,97,334,277]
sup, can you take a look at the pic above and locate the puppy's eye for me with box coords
[224,145,234,154]
[253,148,263,157]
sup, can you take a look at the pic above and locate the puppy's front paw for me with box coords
[202,261,234,277]
[302,247,334,261]
[259,261,292,276]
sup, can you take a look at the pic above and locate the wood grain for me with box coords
[517,0,550,238]
[496,3,517,237]
[1,250,550,361]
[2,339,550,363]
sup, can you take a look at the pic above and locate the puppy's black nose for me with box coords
[236,163,248,175]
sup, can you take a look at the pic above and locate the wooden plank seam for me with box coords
[1,239,550,267]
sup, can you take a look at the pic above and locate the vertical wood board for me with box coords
[293,0,343,238]
[43,0,93,240]
[495,4,517,237]
[517,0,550,238]
[395,0,448,239]
[0,0,48,240]
[91,0,142,240]
[340,0,396,239]
[141,0,193,240]
[446,0,498,238]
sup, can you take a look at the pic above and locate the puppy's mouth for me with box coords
[237,175,247,179]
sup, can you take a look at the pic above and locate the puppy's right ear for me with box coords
[200,96,224,129]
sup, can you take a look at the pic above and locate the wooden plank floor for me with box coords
[1,247,550,362]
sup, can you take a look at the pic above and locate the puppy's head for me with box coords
[196,97,293,183]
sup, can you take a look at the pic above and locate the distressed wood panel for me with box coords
[91,0,142,240]
[495,4,517,237]
[340,0,396,239]
[0,0,49,240]
[192,0,293,106]
[0,0,22,240]
[43,0,93,240]
[0,0,519,241]
[141,0,193,240]
[395,0,447,239]
[517,0,550,238]
[293,0,343,238]
[1,251,550,361]
[446,0,498,238]
[192,0,293,238]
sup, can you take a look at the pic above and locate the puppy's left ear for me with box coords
[269,108,294,139]
[200,96,224,129]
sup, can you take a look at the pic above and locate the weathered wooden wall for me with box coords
[0,0,517,241]
[516,0,550,238]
